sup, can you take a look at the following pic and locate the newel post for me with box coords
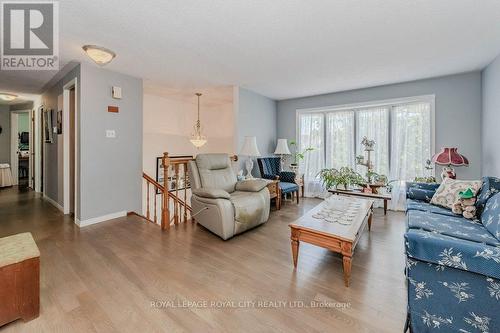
[161,152,171,230]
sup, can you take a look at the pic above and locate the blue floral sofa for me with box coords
[405,177,500,333]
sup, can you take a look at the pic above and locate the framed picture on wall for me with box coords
[43,108,53,143]
[156,155,193,194]
[57,110,62,134]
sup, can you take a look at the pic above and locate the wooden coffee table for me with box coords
[329,188,391,215]
[289,197,374,287]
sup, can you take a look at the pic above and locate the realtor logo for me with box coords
[1,1,59,70]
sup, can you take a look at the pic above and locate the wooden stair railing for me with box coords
[142,171,192,229]
[142,172,166,226]
[143,152,238,230]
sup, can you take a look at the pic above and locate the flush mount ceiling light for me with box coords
[82,45,116,66]
[190,93,207,148]
[0,93,17,101]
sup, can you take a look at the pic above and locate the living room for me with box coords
[1,1,500,332]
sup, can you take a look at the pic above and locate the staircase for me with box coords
[142,153,193,229]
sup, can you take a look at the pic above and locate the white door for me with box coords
[10,113,18,185]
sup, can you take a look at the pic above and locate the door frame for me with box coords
[63,78,78,216]
[10,109,32,186]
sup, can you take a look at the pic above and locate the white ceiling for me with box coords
[1,0,500,100]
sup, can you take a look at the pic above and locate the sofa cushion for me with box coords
[407,187,434,202]
[406,199,457,217]
[430,178,481,209]
[406,181,440,194]
[279,182,299,194]
[405,228,500,280]
[481,192,500,241]
[476,176,500,216]
[407,210,499,246]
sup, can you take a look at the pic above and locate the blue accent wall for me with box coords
[236,88,277,175]
[482,54,500,177]
[277,72,482,180]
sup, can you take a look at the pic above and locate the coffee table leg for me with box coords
[291,228,300,268]
[341,242,353,287]
[342,255,352,287]
[384,199,387,215]
[368,210,373,231]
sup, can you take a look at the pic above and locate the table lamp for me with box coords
[274,139,291,172]
[431,147,469,180]
[240,136,261,179]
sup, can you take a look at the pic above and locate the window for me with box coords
[355,107,389,176]
[299,113,324,183]
[326,111,354,170]
[297,96,434,203]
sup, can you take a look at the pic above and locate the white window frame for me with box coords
[295,94,436,174]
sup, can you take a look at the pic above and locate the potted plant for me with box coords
[289,140,314,172]
[318,167,365,190]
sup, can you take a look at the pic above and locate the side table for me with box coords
[295,174,305,198]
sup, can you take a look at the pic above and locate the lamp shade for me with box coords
[240,136,261,157]
[274,139,291,155]
[432,147,469,166]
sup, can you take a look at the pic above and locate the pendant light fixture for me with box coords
[190,93,207,148]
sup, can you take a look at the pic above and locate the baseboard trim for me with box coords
[75,211,127,228]
[42,194,64,212]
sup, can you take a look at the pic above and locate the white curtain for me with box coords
[298,113,325,197]
[356,107,390,176]
[298,100,432,208]
[326,111,355,170]
[390,102,432,210]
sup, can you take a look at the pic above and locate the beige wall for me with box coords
[142,84,235,221]
[142,85,235,178]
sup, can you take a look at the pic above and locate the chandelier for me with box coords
[190,93,207,148]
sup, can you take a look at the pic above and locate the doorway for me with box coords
[63,79,78,217]
[10,110,33,189]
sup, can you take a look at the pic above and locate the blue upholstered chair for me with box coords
[257,157,300,204]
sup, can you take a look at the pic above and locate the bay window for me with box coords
[297,95,434,209]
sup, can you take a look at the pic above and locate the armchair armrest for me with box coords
[192,188,231,200]
[279,171,296,183]
[261,174,278,181]
[235,179,268,192]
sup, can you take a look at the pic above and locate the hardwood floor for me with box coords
[0,187,407,332]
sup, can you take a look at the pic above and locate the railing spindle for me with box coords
[174,164,179,225]
[184,163,188,223]
[154,190,157,224]
[162,153,170,230]
[146,182,150,221]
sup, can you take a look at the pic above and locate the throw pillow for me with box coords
[430,178,482,209]
[481,191,500,241]
[475,176,500,216]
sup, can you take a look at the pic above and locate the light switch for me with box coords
[106,130,116,138]
[112,86,122,99]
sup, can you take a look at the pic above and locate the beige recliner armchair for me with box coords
[188,154,270,240]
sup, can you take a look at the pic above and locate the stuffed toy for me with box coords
[452,188,477,219]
